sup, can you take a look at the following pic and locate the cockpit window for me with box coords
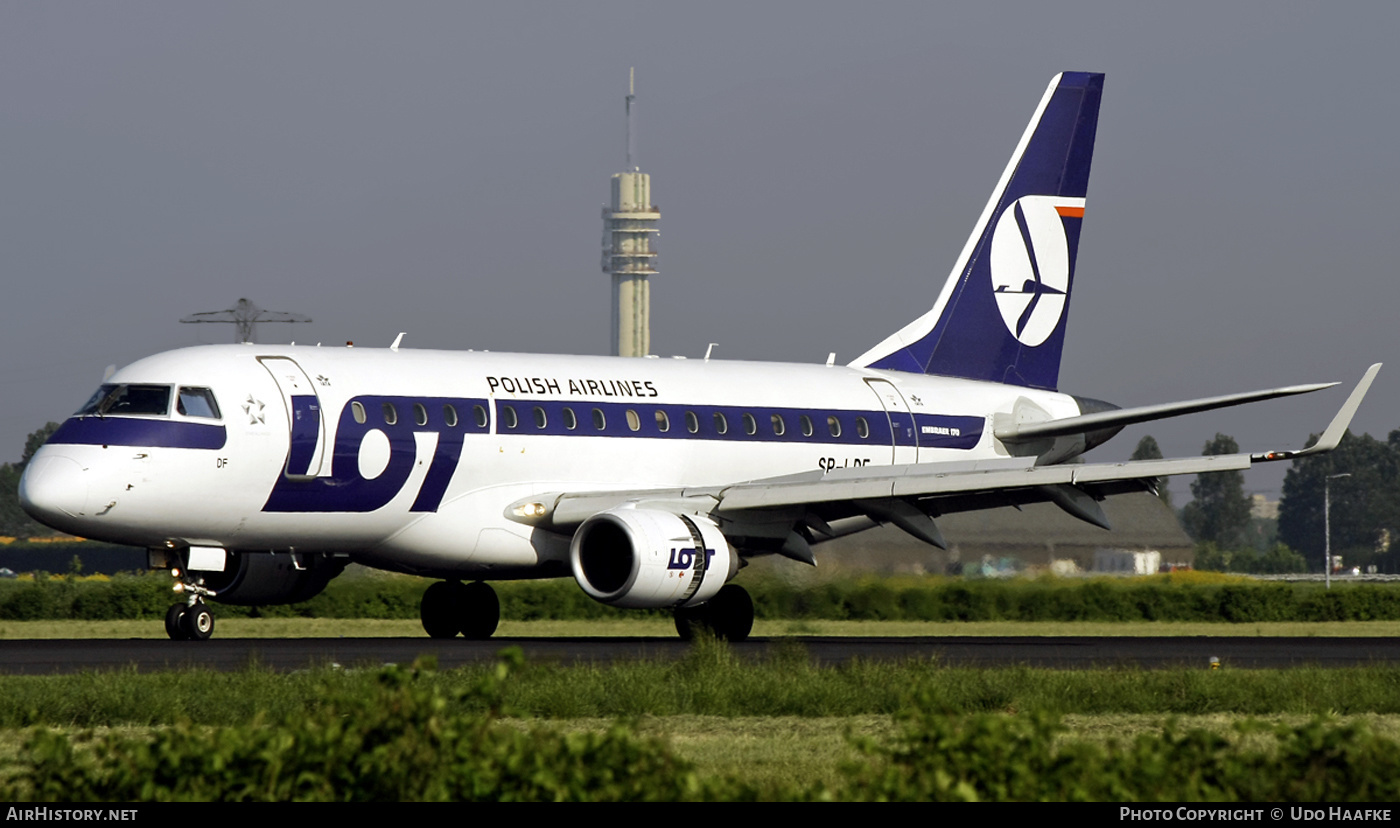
[177,387,221,419]
[76,384,172,417]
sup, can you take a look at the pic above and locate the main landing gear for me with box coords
[420,580,501,639]
[674,584,754,642]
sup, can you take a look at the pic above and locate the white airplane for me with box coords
[18,72,1380,642]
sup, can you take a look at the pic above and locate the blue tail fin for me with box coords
[851,72,1103,391]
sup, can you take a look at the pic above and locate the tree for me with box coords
[1130,435,1171,508]
[1193,541,1307,574]
[0,422,65,536]
[20,422,60,469]
[1277,430,1400,570]
[1179,434,1252,548]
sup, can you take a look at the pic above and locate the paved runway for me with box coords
[4,636,1400,674]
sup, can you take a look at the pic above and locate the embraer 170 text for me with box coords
[18,73,1380,641]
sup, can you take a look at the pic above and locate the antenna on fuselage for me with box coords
[180,298,312,344]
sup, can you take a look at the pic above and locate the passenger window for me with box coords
[352,402,367,424]
[501,405,518,429]
[685,411,699,434]
[742,413,757,436]
[176,387,221,419]
[800,415,814,437]
[562,407,578,430]
[655,410,670,432]
[382,403,398,426]
[592,408,606,430]
[413,403,428,427]
[443,405,458,428]
[856,416,870,439]
[626,410,641,432]
[473,405,488,428]
[771,414,785,436]
[713,412,728,435]
[533,406,547,429]
[827,415,841,438]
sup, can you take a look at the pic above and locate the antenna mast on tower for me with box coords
[626,67,636,171]
[180,298,312,344]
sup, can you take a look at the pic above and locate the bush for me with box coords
[9,653,1400,801]
[843,695,1400,801]
[3,653,713,802]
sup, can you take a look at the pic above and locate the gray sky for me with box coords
[3,2,1396,504]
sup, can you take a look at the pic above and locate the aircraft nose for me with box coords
[19,454,89,524]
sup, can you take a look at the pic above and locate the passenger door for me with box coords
[258,357,326,478]
[864,379,918,465]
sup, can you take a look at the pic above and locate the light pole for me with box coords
[1325,472,1352,589]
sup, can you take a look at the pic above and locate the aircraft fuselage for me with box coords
[20,344,1078,577]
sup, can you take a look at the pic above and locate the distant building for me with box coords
[1093,549,1162,575]
[1250,494,1279,520]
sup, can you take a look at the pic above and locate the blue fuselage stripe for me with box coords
[489,399,984,449]
[49,417,227,450]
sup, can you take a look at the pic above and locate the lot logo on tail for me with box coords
[989,195,1084,347]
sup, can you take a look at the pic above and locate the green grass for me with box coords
[8,641,1400,728]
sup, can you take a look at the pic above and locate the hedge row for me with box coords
[751,577,1400,623]
[0,572,655,622]
[4,571,1400,623]
[6,655,1400,801]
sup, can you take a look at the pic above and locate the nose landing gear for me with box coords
[165,572,217,641]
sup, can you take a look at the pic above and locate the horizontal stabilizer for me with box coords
[995,381,1336,443]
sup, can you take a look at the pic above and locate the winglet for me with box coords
[1253,363,1382,462]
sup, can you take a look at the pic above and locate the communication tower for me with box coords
[180,298,312,343]
[602,68,659,357]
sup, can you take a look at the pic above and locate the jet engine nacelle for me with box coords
[570,508,738,609]
[194,550,347,606]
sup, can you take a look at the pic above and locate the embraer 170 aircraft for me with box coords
[18,72,1380,641]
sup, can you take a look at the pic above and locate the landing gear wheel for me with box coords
[674,584,754,642]
[421,581,467,639]
[179,602,215,641]
[674,604,705,641]
[420,581,501,639]
[165,604,189,641]
[459,581,500,640]
[707,584,754,642]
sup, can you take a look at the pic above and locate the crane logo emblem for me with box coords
[988,195,1078,347]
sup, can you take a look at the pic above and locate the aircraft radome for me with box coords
[18,73,1381,641]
